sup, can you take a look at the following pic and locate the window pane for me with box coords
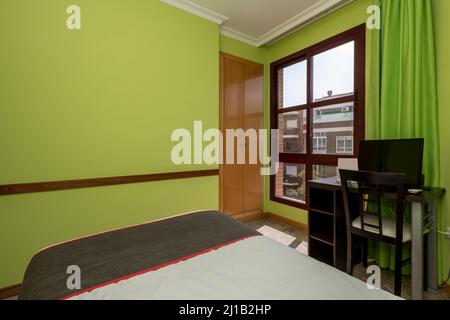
[312,102,354,155]
[275,163,306,203]
[336,136,354,154]
[312,132,327,154]
[312,165,337,180]
[313,41,354,102]
[279,110,307,153]
[279,60,307,108]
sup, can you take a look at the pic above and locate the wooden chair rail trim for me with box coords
[0,284,21,300]
[0,169,219,196]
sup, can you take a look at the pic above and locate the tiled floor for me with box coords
[246,218,309,250]
[246,217,449,300]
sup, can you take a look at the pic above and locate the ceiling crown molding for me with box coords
[162,0,354,47]
[258,0,354,46]
[160,0,229,25]
[220,26,260,47]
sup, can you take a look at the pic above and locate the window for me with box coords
[336,136,353,154]
[270,25,365,209]
[312,103,354,155]
[313,132,327,154]
[280,60,307,108]
[313,41,355,102]
[275,163,306,203]
[279,110,307,153]
[312,165,338,180]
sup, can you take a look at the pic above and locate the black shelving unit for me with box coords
[307,178,360,272]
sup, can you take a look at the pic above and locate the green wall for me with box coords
[219,35,267,65]
[433,0,450,284]
[0,0,448,289]
[0,0,219,288]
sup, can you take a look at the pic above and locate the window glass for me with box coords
[313,41,354,102]
[278,110,307,154]
[279,61,307,108]
[312,165,338,180]
[313,132,327,154]
[336,136,353,154]
[312,102,354,155]
[275,163,306,203]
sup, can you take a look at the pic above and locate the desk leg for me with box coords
[411,202,424,300]
[426,201,438,292]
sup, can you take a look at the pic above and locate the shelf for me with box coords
[306,180,360,272]
[309,238,334,266]
[309,208,334,216]
[310,233,334,246]
[309,187,334,214]
[309,212,334,244]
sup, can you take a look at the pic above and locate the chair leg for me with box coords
[423,235,428,290]
[362,238,368,268]
[347,233,353,275]
[394,243,403,296]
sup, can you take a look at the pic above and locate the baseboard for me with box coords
[265,212,308,231]
[0,284,21,300]
[232,211,267,223]
[443,282,450,296]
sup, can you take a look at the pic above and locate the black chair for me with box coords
[339,169,411,296]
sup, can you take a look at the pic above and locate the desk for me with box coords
[307,177,445,300]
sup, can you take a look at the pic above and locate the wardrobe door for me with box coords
[221,55,244,215]
[220,54,264,217]
[243,63,264,214]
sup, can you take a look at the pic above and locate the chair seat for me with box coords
[352,214,412,242]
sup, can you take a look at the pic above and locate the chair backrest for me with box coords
[339,170,406,242]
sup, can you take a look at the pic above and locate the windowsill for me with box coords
[271,195,307,210]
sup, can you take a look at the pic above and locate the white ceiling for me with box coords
[192,0,321,38]
[161,0,354,47]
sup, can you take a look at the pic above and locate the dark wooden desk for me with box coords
[307,177,445,300]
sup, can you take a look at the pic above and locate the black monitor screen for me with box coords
[358,139,424,186]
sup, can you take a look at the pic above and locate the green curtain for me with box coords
[367,0,443,281]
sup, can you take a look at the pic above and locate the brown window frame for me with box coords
[270,24,366,210]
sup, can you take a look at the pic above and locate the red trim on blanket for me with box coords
[61,234,260,300]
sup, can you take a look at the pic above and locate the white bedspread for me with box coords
[70,236,399,300]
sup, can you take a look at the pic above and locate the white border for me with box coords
[161,0,354,47]
[160,0,229,25]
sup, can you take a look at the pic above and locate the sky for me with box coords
[282,41,355,107]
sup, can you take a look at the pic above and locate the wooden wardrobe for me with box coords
[219,53,264,219]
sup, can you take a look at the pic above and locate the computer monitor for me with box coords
[358,139,424,187]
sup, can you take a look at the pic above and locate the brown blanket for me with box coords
[19,211,259,300]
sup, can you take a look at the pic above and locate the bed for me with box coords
[19,211,399,300]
